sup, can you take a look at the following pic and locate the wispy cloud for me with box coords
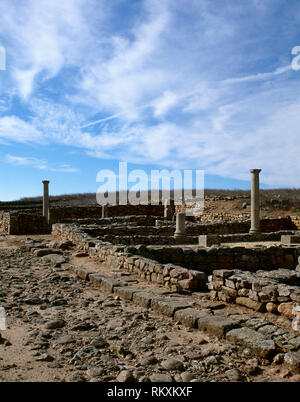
[4,154,79,173]
[223,65,292,84]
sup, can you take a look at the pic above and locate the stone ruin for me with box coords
[3,172,300,373]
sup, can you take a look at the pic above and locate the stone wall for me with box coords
[0,211,10,233]
[8,212,50,235]
[52,222,300,276]
[52,223,206,292]
[208,267,300,319]
[49,205,164,224]
[140,244,299,272]
[185,217,296,235]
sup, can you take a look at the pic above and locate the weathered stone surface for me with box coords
[116,370,135,382]
[284,351,300,373]
[199,235,220,247]
[151,297,194,317]
[100,277,124,293]
[150,373,173,382]
[197,316,239,337]
[23,295,42,305]
[114,286,141,301]
[89,273,106,288]
[34,248,63,257]
[277,302,295,319]
[45,319,66,329]
[243,318,269,330]
[72,266,94,281]
[226,327,276,359]
[41,254,66,266]
[174,308,209,328]
[266,302,277,313]
[161,358,184,371]
[281,235,300,245]
[132,292,153,308]
[225,368,242,381]
[236,297,265,312]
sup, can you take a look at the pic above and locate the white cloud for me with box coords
[4,154,47,169]
[223,65,292,84]
[4,154,78,173]
[0,116,42,143]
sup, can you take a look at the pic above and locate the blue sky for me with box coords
[0,0,300,200]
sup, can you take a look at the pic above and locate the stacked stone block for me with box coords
[209,267,300,319]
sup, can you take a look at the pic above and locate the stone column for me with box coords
[42,180,50,224]
[174,212,186,239]
[249,169,261,234]
[102,205,108,218]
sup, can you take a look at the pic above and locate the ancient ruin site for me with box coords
[1,180,300,383]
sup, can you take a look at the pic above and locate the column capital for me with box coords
[250,169,261,174]
[42,180,50,184]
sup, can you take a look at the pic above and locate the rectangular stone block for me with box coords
[100,277,124,293]
[197,316,239,338]
[198,235,220,247]
[132,292,153,308]
[151,297,194,317]
[236,296,265,312]
[114,286,141,301]
[73,266,94,281]
[222,285,238,298]
[174,308,208,328]
[89,273,105,288]
[226,327,276,360]
[281,235,300,245]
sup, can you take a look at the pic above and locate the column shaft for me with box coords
[42,180,50,224]
[249,169,261,234]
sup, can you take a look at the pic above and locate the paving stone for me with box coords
[151,297,194,317]
[226,327,276,360]
[72,266,94,281]
[132,292,153,308]
[34,248,63,257]
[243,318,269,330]
[89,274,106,288]
[100,277,124,293]
[197,316,240,338]
[41,254,66,267]
[174,308,210,328]
[257,324,279,337]
[114,286,141,301]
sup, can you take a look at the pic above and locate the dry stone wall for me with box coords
[52,223,207,292]
[208,266,300,320]
[9,212,50,235]
[49,204,164,224]
[0,211,10,233]
[52,222,300,291]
